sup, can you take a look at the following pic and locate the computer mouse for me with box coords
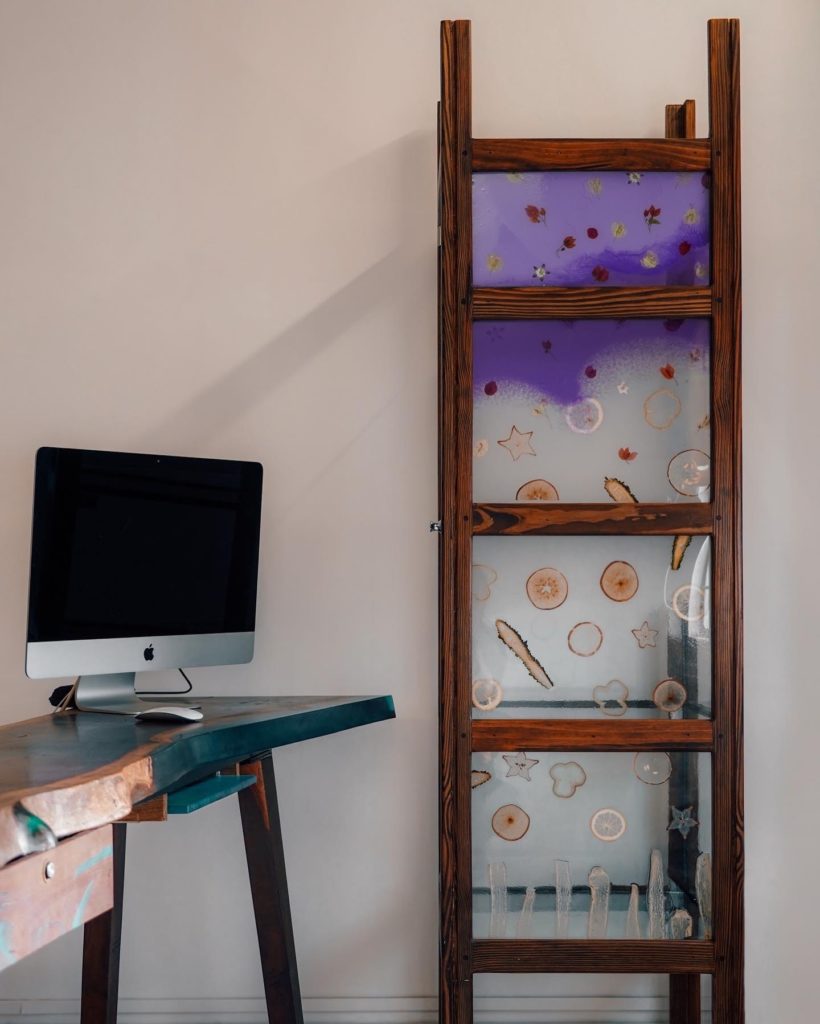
[134,706,204,722]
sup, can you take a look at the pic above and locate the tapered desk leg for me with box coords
[81,822,127,1024]
[670,975,701,1023]
[239,755,303,1024]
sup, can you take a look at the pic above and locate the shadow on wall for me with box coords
[140,130,435,456]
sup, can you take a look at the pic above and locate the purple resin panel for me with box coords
[473,319,711,504]
[473,171,710,287]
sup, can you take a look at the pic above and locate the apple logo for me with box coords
[143,644,155,662]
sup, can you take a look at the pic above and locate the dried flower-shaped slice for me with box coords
[526,567,568,610]
[496,619,554,688]
[672,584,706,622]
[471,770,492,789]
[643,387,682,430]
[653,678,687,713]
[472,563,498,602]
[491,804,530,842]
[633,752,673,785]
[600,560,639,602]
[549,761,587,798]
[472,678,504,712]
[568,621,603,657]
[593,679,629,716]
[590,808,627,842]
[671,534,692,571]
[603,476,638,503]
[516,478,559,501]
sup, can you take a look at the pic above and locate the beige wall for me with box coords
[0,1,817,1021]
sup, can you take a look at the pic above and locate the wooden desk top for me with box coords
[0,695,395,867]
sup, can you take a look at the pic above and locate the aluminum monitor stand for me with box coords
[75,673,200,717]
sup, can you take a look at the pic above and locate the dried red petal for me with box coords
[525,204,545,223]
[618,447,638,462]
[563,235,577,249]
[584,365,597,379]
[664,319,683,332]
[679,241,692,255]
[659,364,675,380]
[591,265,609,282]
[484,381,498,396]
[587,227,599,239]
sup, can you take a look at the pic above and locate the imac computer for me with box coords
[26,447,263,721]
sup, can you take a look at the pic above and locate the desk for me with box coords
[0,695,395,1023]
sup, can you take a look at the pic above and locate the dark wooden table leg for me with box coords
[670,975,701,1023]
[81,822,127,1024]
[239,755,303,1024]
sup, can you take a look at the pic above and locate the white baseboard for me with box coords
[0,994,691,1024]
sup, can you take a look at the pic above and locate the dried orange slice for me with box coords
[567,621,603,657]
[672,584,706,622]
[565,397,604,434]
[590,808,627,842]
[668,449,711,497]
[653,678,687,712]
[633,752,673,785]
[526,567,569,610]
[472,678,503,711]
[643,387,681,430]
[600,560,639,602]
[491,804,530,842]
[516,478,560,501]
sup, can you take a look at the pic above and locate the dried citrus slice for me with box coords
[568,621,603,657]
[526,567,569,610]
[668,449,711,497]
[600,560,639,602]
[672,583,706,622]
[516,478,560,501]
[653,678,688,712]
[495,619,554,688]
[565,397,604,434]
[472,678,503,711]
[491,804,530,842]
[592,679,629,716]
[472,563,498,601]
[590,808,627,842]
[643,387,681,430]
[471,770,492,789]
[671,534,691,571]
[603,476,638,503]
[633,752,673,785]
[549,761,587,798]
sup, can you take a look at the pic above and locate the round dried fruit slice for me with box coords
[592,679,629,717]
[633,752,673,785]
[643,387,682,430]
[600,560,639,602]
[516,478,560,501]
[672,584,706,622]
[668,449,711,497]
[568,621,603,657]
[491,804,531,842]
[590,808,627,842]
[526,567,569,610]
[565,397,604,434]
[653,678,688,713]
[472,678,503,711]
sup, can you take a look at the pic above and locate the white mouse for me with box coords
[134,706,204,723]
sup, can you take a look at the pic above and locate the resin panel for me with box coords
[472,750,712,940]
[473,170,710,287]
[473,319,711,504]
[472,536,711,718]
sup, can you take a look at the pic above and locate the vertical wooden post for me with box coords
[439,19,473,1024]
[709,17,744,1024]
[664,96,703,1024]
[238,755,303,1024]
[81,822,126,1024]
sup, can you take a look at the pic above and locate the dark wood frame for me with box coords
[438,18,742,1024]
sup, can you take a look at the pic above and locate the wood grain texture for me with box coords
[0,696,395,868]
[0,826,113,970]
[473,502,712,536]
[472,940,716,974]
[670,976,702,1024]
[472,138,710,171]
[238,755,302,1024]
[439,20,474,1024]
[472,720,713,752]
[708,18,744,1024]
[81,823,125,1024]
[473,286,711,320]
[120,795,167,822]
[665,100,697,141]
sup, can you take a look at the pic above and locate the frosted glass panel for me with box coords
[473,170,710,287]
[472,750,712,940]
[472,536,711,718]
[473,319,710,504]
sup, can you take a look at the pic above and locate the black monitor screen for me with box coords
[27,448,263,642]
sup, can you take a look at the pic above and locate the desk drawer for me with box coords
[0,825,113,969]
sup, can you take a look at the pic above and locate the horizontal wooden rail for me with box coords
[472,286,712,320]
[473,503,712,536]
[472,719,714,752]
[472,138,711,172]
[472,940,716,974]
